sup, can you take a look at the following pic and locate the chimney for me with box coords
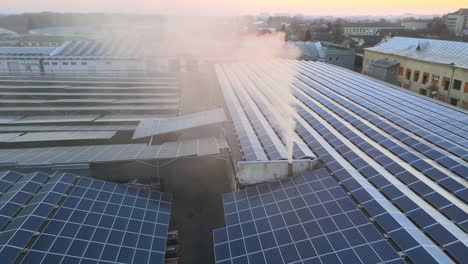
[288,162,293,177]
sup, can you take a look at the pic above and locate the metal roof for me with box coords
[366,37,468,69]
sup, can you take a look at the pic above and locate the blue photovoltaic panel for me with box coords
[0,171,172,264]
[214,168,404,264]
[215,60,468,263]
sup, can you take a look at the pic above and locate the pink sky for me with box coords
[3,0,464,16]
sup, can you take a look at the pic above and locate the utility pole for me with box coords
[446,62,455,104]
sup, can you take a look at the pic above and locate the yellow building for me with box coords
[363,37,468,109]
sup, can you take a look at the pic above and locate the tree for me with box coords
[304,29,311,41]
[26,17,35,31]
[429,17,450,38]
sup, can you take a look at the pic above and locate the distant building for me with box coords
[445,8,468,35]
[286,41,356,70]
[401,21,429,30]
[342,22,404,36]
[368,59,400,85]
[0,40,165,76]
[363,37,468,109]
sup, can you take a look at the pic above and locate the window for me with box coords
[62,62,68,65]
[413,71,420,82]
[71,62,77,65]
[43,62,49,65]
[106,61,112,65]
[450,98,458,106]
[432,74,440,80]
[335,57,340,62]
[453,79,462,90]
[442,78,450,90]
[422,72,429,84]
[398,67,404,76]
[81,62,87,65]
[328,57,333,62]
[405,69,411,80]
[52,62,58,65]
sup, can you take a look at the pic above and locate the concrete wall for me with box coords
[368,64,399,85]
[324,49,355,70]
[363,50,468,109]
[0,59,42,74]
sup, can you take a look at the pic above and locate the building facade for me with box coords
[0,40,166,76]
[401,21,429,30]
[446,8,468,35]
[342,23,404,36]
[363,37,468,109]
[288,41,356,70]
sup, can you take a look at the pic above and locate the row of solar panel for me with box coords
[231,64,315,160]
[215,65,268,161]
[292,76,467,181]
[55,41,144,58]
[292,82,468,201]
[214,168,404,264]
[293,61,468,158]
[294,104,465,263]
[300,61,468,133]
[238,60,460,262]
[0,137,227,166]
[0,170,171,264]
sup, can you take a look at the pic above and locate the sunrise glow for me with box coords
[3,0,465,15]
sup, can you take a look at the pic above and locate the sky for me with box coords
[2,0,465,16]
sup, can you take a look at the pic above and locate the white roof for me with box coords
[0,47,56,56]
[366,37,468,69]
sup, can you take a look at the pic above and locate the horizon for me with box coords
[2,0,465,17]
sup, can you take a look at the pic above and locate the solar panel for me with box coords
[0,125,137,132]
[12,115,101,124]
[0,116,23,124]
[215,60,468,263]
[132,108,227,139]
[214,168,404,264]
[0,137,229,167]
[7,131,117,143]
[0,133,23,142]
[0,170,172,264]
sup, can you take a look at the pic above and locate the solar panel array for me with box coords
[214,168,404,264]
[52,40,146,58]
[0,78,180,149]
[215,60,467,263]
[0,170,172,264]
[0,137,228,167]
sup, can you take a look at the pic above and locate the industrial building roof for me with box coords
[215,60,467,263]
[0,47,56,56]
[51,40,145,58]
[0,137,228,168]
[0,170,172,264]
[366,37,468,69]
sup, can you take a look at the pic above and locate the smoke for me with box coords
[117,16,301,161]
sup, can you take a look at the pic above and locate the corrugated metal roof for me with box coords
[366,37,468,69]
